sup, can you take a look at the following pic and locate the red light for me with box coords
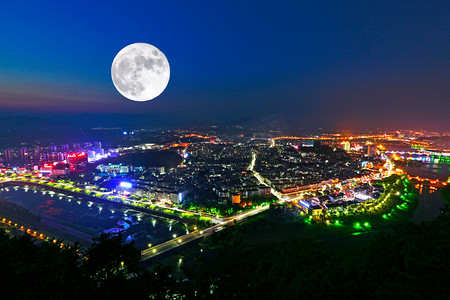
[68,152,86,158]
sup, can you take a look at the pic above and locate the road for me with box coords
[141,151,277,260]
[2,152,394,261]
[141,154,395,260]
[141,204,270,260]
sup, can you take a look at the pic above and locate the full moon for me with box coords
[111,43,170,101]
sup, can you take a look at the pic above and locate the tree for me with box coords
[440,185,450,207]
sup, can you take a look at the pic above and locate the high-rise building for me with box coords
[3,149,12,162]
[20,147,28,159]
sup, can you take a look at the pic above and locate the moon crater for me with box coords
[111,43,170,101]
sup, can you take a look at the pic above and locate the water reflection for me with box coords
[0,185,185,249]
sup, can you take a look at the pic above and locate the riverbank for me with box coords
[0,185,188,249]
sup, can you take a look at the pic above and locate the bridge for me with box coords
[406,175,448,188]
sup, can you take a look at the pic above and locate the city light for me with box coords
[120,182,132,189]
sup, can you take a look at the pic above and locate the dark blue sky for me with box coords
[0,1,448,130]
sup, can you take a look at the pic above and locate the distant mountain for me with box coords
[229,114,306,135]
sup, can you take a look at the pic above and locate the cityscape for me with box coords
[0,1,449,299]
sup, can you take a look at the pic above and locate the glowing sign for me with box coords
[68,152,86,158]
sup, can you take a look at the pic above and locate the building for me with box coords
[3,149,12,162]
[67,152,88,170]
[232,193,241,204]
[40,163,53,176]
[342,141,351,152]
[151,190,186,204]
[302,140,314,147]
[51,163,70,177]
[20,147,28,159]
[93,142,102,149]
[97,163,130,175]
[361,161,374,169]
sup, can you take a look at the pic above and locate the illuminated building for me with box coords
[67,152,87,170]
[232,193,241,204]
[51,163,70,177]
[342,141,351,152]
[20,147,28,159]
[302,140,314,147]
[151,190,186,204]
[97,163,130,175]
[40,163,53,175]
[87,150,106,162]
[361,161,374,169]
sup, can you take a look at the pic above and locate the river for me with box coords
[0,185,187,249]
[402,161,449,222]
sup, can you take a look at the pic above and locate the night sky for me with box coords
[0,1,448,130]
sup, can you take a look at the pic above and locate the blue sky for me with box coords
[0,1,448,130]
